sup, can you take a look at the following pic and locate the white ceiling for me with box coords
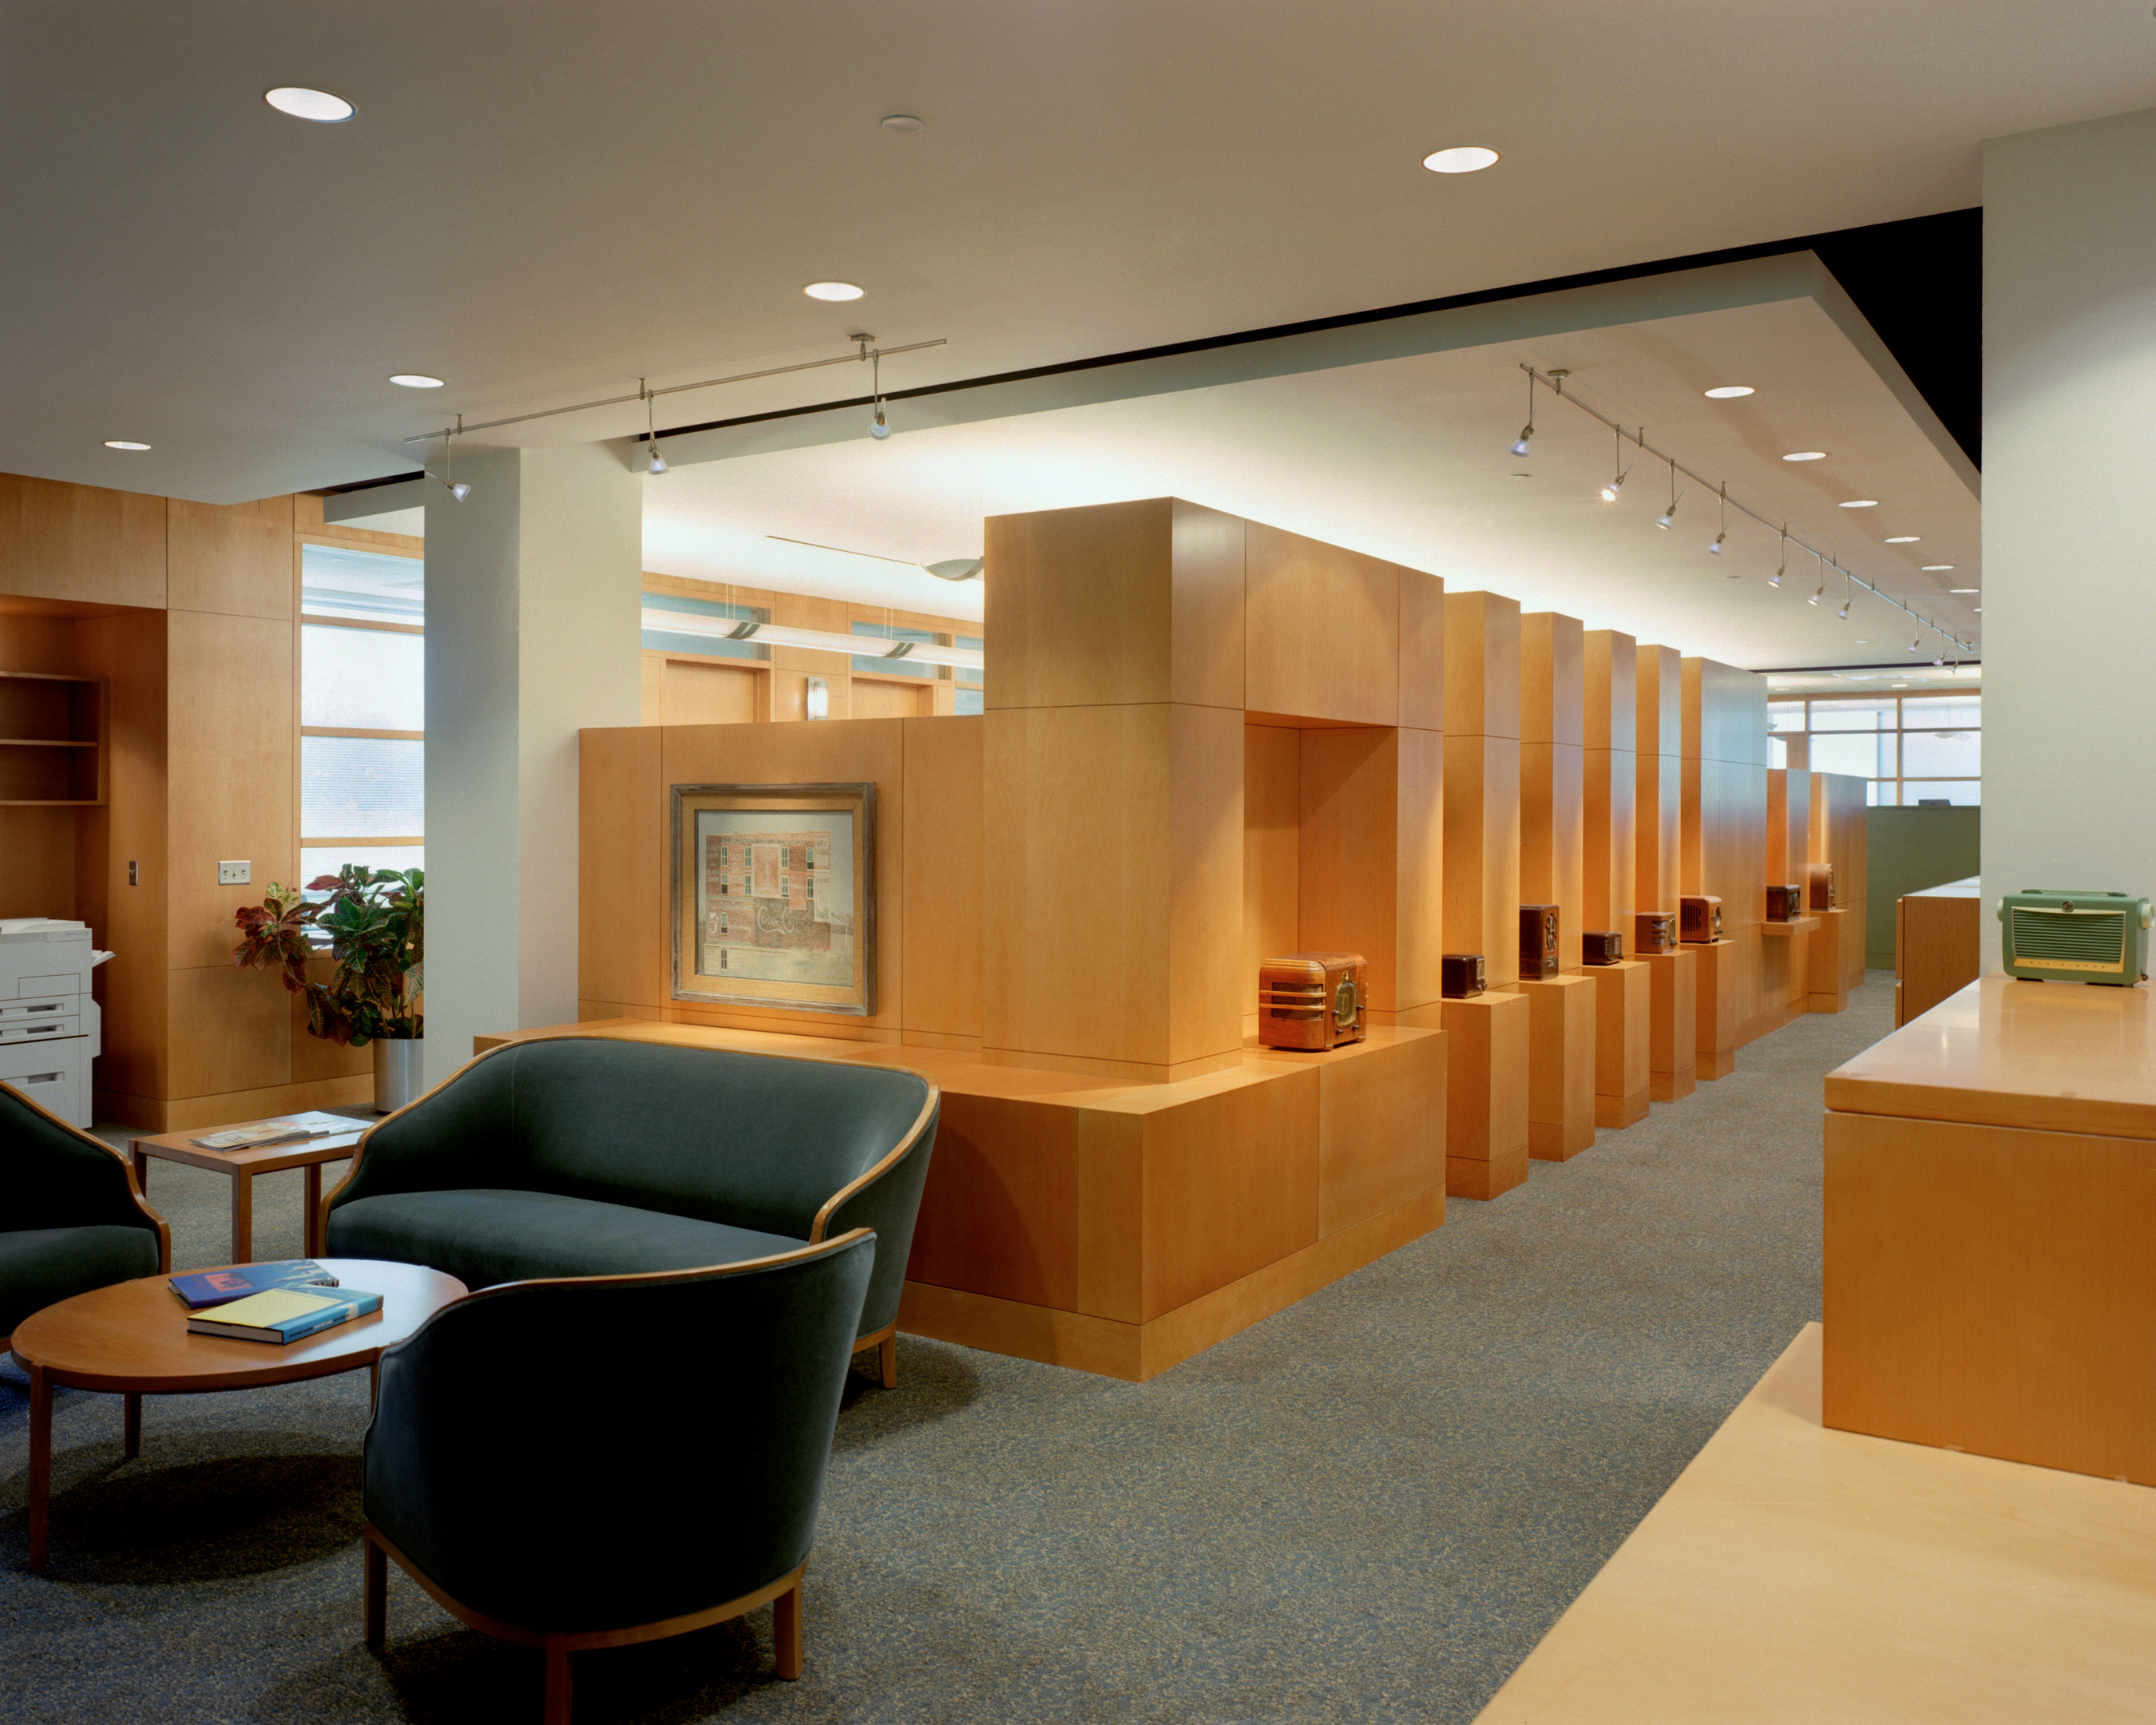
[6,3,2154,505]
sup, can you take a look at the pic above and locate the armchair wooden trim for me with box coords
[0,1077,170,1275]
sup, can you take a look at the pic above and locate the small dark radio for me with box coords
[1582,930,1624,966]
[1635,911,1676,954]
[1680,895,1723,943]
[1805,862,1837,911]
[1766,883,1803,922]
[1519,903,1560,981]
[1441,953,1486,999]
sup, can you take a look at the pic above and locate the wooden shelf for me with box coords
[1762,915,1823,936]
[0,673,105,803]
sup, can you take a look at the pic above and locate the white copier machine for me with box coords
[0,918,111,1127]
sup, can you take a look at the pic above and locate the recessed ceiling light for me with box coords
[880,114,924,132]
[1972,607,1982,613]
[1855,640,1869,644]
[1838,499,1879,509]
[1782,450,1827,462]
[1920,564,1954,572]
[804,281,865,301]
[1883,535,1920,544]
[1892,683,1910,688]
[103,440,150,451]
[264,86,355,123]
[1703,386,1754,399]
[1421,145,1500,173]
[1948,588,1979,594]
[388,374,445,389]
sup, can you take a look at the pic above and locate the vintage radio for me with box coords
[1441,953,1486,999]
[1679,895,1722,943]
[1997,890,2153,987]
[1582,930,1624,966]
[1519,903,1560,981]
[1766,883,1803,922]
[1257,951,1368,1049]
[1634,911,1676,954]
[1804,862,1837,912]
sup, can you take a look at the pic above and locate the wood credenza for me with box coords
[1824,974,2156,1483]
[1893,874,1982,1026]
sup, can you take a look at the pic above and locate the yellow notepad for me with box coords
[204,1288,342,1329]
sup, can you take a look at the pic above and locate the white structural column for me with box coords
[1984,106,2156,950]
[422,441,643,1081]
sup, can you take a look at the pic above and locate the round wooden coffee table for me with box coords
[9,1256,465,1573]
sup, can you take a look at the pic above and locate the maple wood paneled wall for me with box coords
[0,470,383,1128]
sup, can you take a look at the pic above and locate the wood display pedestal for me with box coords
[1519,974,1596,1161]
[476,1018,1447,1382]
[1434,992,1530,1198]
[1589,959,1650,1128]
[1691,937,1742,1081]
[1824,976,2156,1484]
[1758,914,1821,1038]
[1640,948,1697,1101]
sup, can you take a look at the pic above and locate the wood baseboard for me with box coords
[1696,1048,1738,1081]
[1650,1066,1697,1102]
[1447,1146,1529,1199]
[1594,1085,1651,1128]
[897,1186,1444,1382]
[1529,1116,1596,1161]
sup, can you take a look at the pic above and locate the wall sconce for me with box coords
[805,676,829,720]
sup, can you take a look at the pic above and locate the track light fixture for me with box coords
[1908,633,1922,653]
[1708,482,1728,554]
[1655,458,1681,529]
[864,339,891,440]
[434,415,470,502]
[1769,525,1786,587]
[642,380,668,475]
[1808,552,1826,606]
[1837,565,1853,620]
[1599,425,1633,502]
[1510,369,1535,457]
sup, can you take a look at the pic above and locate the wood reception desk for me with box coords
[1823,974,2156,1484]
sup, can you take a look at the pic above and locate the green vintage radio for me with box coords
[1996,890,2153,985]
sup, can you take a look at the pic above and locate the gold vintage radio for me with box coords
[1257,952,1368,1051]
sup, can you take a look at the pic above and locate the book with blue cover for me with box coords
[169,1259,340,1311]
[185,1286,383,1344]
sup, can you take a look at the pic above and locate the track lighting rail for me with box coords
[1518,365,1976,658]
[400,338,949,446]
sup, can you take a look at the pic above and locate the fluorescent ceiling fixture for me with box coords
[1948,587,1979,593]
[639,606,982,672]
[1781,450,1827,462]
[102,439,150,450]
[1837,499,1879,508]
[803,281,865,301]
[264,86,354,123]
[1883,535,1919,543]
[1892,682,1910,688]
[1922,565,1955,571]
[1702,386,1754,399]
[1421,146,1500,173]
[388,374,444,389]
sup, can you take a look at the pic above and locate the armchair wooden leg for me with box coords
[772,1576,803,1680]
[544,1636,573,1724]
[878,1334,898,1390]
[123,1393,141,1459]
[363,1533,386,1648]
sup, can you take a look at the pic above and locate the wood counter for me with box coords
[1824,974,2156,1484]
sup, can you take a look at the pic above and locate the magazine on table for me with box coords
[169,1259,341,1311]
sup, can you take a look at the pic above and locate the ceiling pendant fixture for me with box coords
[1808,552,1826,606]
[1708,482,1728,554]
[1837,565,1853,620]
[642,380,668,475]
[1598,425,1633,503]
[862,335,892,440]
[1769,525,1786,587]
[434,415,470,502]
[1510,369,1536,458]
[925,559,984,581]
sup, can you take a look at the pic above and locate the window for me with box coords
[954,634,984,716]
[851,619,938,679]
[1771,692,1980,806]
[642,591,768,659]
[300,544,423,885]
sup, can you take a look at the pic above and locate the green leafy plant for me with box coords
[232,866,423,1047]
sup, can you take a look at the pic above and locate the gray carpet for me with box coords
[0,977,1893,1723]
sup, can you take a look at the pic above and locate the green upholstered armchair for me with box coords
[323,1037,937,1386]
[0,1081,168,1347]
[362,1229,876,1722]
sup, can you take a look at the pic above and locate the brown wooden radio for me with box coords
[1680,894,1723,943]
[1635,911,1676,954]
[1519,903,1560,981]
[1257,952,1368,1050]
[1805,861,1837,911]
[1766,882,1803,922]
[1582,929,1624,966]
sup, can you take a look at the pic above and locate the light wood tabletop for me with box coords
[130,1110,371,1263]
[9,1256,465,1574]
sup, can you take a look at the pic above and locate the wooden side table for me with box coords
[130,1111,369,1263]
[11,1256,466,1572]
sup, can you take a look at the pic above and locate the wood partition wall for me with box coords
[574,496,1866,1379]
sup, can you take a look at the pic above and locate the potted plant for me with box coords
[233,866,424,1112]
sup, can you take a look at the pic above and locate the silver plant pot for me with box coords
[372,1037,424,1114]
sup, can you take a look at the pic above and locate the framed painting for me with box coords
[671,782,876,1015]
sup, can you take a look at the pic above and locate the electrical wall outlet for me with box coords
[218,859,252,886]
